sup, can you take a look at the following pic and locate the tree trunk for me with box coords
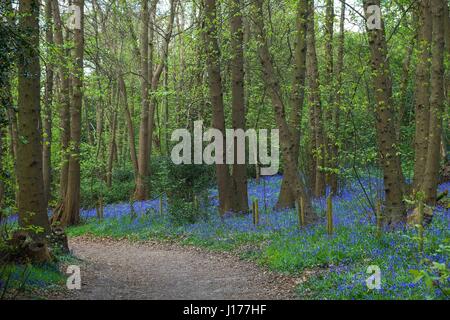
[58,0,84,226]
[43,0,53,206]
[17,0,51,237]
[306,0,326,198]
[146,0,157,158]
[135,0,151,200]
[413,0,432,191]
[147,0,176,192]
[204,0,235,214]
[107,87,119,188]
[324,0,335,192]
[51,0,71,200]
[276,0,308,209]
[253,0,317,223]
[7,106,18,159]
[363,0,405,226]
[230,0,248,213]
[332,0,345,194]
[119,75,139,178]
[422,0,445,204]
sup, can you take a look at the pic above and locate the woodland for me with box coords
[0,0,449,300]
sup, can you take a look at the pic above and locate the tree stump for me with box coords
[26,241,52,263]
[48,226,70,254]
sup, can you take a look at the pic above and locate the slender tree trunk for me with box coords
[135,0,150,200]
[306,0,326,198]
[95,79,104,156]
[276,0,308,209]
[422,0,445,204]
[363,0,405,226]
[17,0,51,237]
[58,0,84,226]
[146,0,157,156]
[395,32,415,142]
[119,75,139,178]
[4,85,17,205]
[253,0,317,223]
[324,0,335,191]
[51,0,71,200]
[204,0,235,213]
[106,111,118,188]
[413,0,433,191]
[147,0,175,189]
[230,0,248,213]
[332,0,345,194]
[107,86,119,188]
[7,106,18,159]
[43,0,53,206]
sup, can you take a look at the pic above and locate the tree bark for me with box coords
[51,0,71,201]
[17,0,51,237]
[135,0,151,200]
[422,0,445,204]
[363,0,406,226]
[107,86,119,188]
[7,106,18,160]
[119,75,139,178]
[43,0,53,206]
[204,0,235,214]
[253,0,317,223]
[230,0,248,213]
[324,0,336,192]
[306,0,326,198]
[276,0,308,209]
[332,0,345,194]
[413,0,432,190]
[147,0,176,190]
[55,0,84,226]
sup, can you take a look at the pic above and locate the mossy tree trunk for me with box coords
[17,0,51,237]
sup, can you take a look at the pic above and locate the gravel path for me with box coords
[66,237,299,300]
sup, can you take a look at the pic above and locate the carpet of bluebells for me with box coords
[67,175,450,300]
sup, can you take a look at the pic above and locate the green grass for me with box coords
[0,261,67,299]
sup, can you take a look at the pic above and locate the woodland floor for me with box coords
[61,236,299,300]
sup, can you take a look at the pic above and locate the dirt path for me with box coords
[64,237,298,300]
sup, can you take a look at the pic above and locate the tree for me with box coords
[332,0,345,194]
[203,0,235,213]
[306,0,326,198]
[421,0,446,204]
[53,0,84,226]
[229,0,248,213]
[119,75,139,178]
[135,0,151,200]
[51,0,71,202]
[253,0,317,223]
[413,0,432,191]
[363,0,405,226]
[16,0,51,236]
[276,0,309,209]
[324,0,338,193]
[43,0,53,205]
[147,0,176,194]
